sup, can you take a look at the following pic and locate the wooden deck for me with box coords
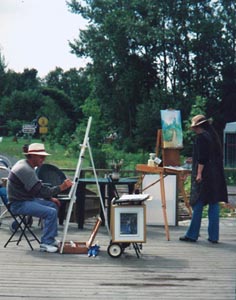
[0,216,235,300]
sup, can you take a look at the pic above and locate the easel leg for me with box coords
[139,172,170,241]
[178,177,192,217]
[99,184,106,226]
[76,181,86,229]
[159,173,170,241]
[87,140,111,238]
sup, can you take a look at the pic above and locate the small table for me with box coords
[136,164,191,241]
[76,177,137,229]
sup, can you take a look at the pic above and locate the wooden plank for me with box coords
[0,217,235,299]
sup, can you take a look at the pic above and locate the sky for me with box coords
[0,0,88,77]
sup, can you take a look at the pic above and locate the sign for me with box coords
[22,124,36,134]
[38,116,49,135]
[38,116,48,127]
[39,126,48,134]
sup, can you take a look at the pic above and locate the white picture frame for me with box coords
[111,205,146,243]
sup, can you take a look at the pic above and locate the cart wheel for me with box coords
[107,243,122,258]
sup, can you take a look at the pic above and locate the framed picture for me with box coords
[160,109,183,148]
[111,205,146,243]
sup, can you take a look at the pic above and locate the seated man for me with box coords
[0,185,8,205]
[7,143,73,253]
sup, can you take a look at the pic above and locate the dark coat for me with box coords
[190,131,228,206]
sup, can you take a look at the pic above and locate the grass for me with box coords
[0,136,83,168]
[183,171,236,218]
[0,136,147,171]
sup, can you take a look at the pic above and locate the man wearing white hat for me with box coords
[7,143,73,253]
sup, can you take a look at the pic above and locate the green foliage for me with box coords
[80,96,107,146]
[2,68,39,96]
[135,98,161,152]
[44,68,90,121]
[0,52,7,98]
[182,96,207,156]
[0,90,43,124]
[0,136,78,168]
[1,1,236,156]
[6,120,23,136]
[68,0,236,150]
[0,136,145,171]
[225,169,236,185]
[95,142,146,170]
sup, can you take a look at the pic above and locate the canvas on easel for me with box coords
[158,110,184,166]
[160,109,183,149]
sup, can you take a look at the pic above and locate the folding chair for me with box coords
[36,163,71,225]
[4,202,40,250]
[0,163,11,225]
[0,192,8,224]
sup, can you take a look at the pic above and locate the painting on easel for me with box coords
[160,110,183,148]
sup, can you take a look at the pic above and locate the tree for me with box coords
[41,87,75,121]
[220,64,236,123]
[68,0,236,151]
[0,51,7,98]
[0,89,44,135]
[0,90,43,122]
[44,67,91,121]
[3,68,40,96]
[68,0,161,143]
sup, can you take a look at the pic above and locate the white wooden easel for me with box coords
[60,117,111,253]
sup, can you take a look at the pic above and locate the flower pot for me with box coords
[111,172,120,181]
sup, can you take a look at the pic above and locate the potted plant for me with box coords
[110,159,123,181]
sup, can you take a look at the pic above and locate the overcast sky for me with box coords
[0,0,88,77]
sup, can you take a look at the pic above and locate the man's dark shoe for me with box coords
[179,236,196,242]
[208,238,218,244]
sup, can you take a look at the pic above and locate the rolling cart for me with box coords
[107,194,150,258]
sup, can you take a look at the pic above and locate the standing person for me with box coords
[7,143,73,253]
[179,115,228,243]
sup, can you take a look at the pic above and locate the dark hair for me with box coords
[22,144,29,153]
[201,122,223,157]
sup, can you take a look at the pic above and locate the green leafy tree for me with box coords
[0,51,7,98]
[0,90,43,122]
[3,68,40,96]
[183,95,207,156]
[41,87,75,121]
[68,0,160,143]
[44,67,91,122]
[0,89,43,135]
[67,0,236,151]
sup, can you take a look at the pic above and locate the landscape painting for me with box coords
[160,110,183,148]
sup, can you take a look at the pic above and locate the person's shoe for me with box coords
[50,239,61,248]
[208,238,218,244]
[40,244,58,253]
[179,236,196,242]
